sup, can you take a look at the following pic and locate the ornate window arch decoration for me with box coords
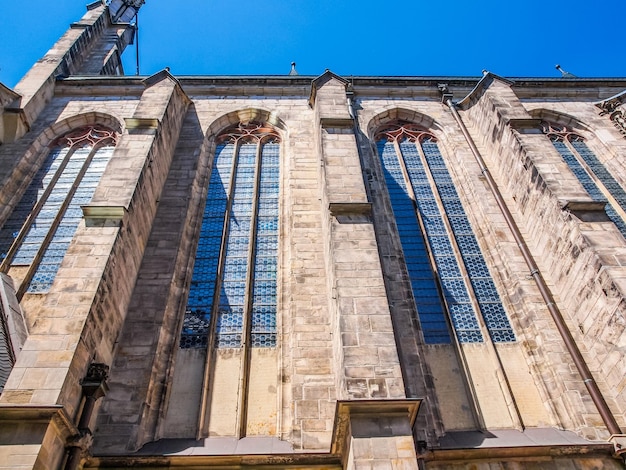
[0,124,119,297]
[366,107,438,141]
[541,121,626,238]
[596,92,626,138]
[374,121,515,344]
[205,108,286,145]
[181,121,281,350]
[609,108,626,137]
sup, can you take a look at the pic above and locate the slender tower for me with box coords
[0,2,148,470]
[3,0,143,143]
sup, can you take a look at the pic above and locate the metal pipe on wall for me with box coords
[439,88,622,437]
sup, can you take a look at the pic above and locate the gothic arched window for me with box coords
[164,122,281,438]
[376,123,515,344]
[181,123,280,351]
[543,122,626,238]
[0,126,117,296]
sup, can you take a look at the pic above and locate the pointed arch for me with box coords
[0,114,122,296]
[528,108,592,134]
[182,120,281,350]
[163,109,285,440]
[367,114,515,344]
[0,112,123,220]
[206,108,286,142]
[533,110,626,240]
[366,107,438,140]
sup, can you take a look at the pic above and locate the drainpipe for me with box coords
[438,85,623,441]
[64,363,109,470]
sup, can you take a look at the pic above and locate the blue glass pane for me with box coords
[398,140,486,343]
[181,140,280,350]
[215,143,256,348]
[418,139,515,343]
[251,143,279,348]
[28,146,114,293]
[378,136,516,344]
[181,143,234,349]
[378,140,452,344]
[0,147,69,262]
[557,140,626,239]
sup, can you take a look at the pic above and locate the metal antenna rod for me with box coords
[135,12,140,76]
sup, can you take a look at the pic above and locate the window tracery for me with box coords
[376,122,515,344]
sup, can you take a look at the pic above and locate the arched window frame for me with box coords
[374,122,515,344]
[0,125,118,298]
[542,121,626,238]
[180,122,281,351]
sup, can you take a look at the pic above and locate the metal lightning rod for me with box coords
[135,11,140,76]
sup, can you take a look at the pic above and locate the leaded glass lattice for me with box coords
[181,123,280,349]
[376,123,515,344]
[250,143,279,348]
[0,148,68,261]
[28,146,114,292]
[544,123,626,239]
[181,143,233,349]
[0,126,117,294]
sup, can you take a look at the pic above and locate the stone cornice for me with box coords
[52,76,626,102]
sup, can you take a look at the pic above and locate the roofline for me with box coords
[57,75,626,84]
[54,75,626,102]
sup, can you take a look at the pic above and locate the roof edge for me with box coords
[456,71,514,109]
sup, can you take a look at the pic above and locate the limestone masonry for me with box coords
[0,1,625,469]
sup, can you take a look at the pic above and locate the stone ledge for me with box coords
[508,118,543,130]
[560,199,607,212]
[86,0,103,10]
[424,443,615,463]
[124,117,159,130]
[328,202,372,217]
[560,199,610,222]
[330,399,422,456]
[0,404,78,440]
[609,434,626,459]
[87,453,341,468]
[320,117,354,129]
[82,205,127,226]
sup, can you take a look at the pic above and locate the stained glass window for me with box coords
[376,123,515,344]
[0,126,117,295]
[180,123,280,349]
[543,123,626,239]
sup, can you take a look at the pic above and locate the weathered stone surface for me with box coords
[1,6,625,468]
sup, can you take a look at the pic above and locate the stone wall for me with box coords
[459,76,626,438]
[1,71,626,469]
[0,72,189,468]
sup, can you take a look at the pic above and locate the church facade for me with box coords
[1,1,626,469]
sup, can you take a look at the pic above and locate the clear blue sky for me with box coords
[1,0,624,88]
